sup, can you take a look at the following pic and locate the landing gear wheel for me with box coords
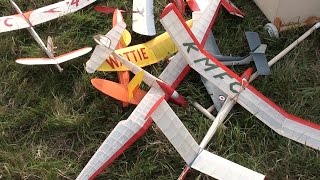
[264,23,279,38]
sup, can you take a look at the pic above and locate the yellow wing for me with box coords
[97,20,193,72]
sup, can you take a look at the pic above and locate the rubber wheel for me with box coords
[264,23,279,38]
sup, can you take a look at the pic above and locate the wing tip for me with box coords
[160,3,177,18]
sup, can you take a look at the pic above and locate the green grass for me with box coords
[1,0,320,179]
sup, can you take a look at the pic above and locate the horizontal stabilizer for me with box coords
[86,22,126,73]
[16,47,92,65]
[245,32,271,75]
[91,78,146,105]
[216,55,252,65]
[246,32,261,51]
[204,29,252,65]
[192,150,265,180]
[47,36,55,55]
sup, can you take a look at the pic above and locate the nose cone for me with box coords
[171,94,188,107]
[156,80,188,106]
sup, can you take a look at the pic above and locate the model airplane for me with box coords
[159,5,320,177]
[160,2,320,150]
[1,0,95,71]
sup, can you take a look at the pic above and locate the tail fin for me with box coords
[128,71,144,100]
[47,36,56,55]
[245,32,271,75]
[86,22,126,73]
[16,47,92,65]
[112,9,132,48]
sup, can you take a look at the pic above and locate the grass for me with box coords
[0,0,320,179]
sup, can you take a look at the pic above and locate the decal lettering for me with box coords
[71,0,80,6]
[190,40,243,95]
[106,56,120,68]
[183,42,198,53]
[123,52,131,60]
[213,72,232,80]
[129,50,138,62]
[230,82,241,93]
[140,48,148,59]
[106,48,150,69]
[137,49,143,60]
[44,8,61,13]
[194,57,218,71]
[4,18,13,27]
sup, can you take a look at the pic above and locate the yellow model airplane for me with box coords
[95,20,193,72]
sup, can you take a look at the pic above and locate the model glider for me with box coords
[0,0,96,33]
[77,0,223,178]
[160,3,320,153]
[2,0,95,71]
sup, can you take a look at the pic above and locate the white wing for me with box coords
[192,150,265,180]
[16,47,92,65]
[76,88,165,180]
[150,99,265,179]
[0,0,96,33]
[86,22,126,73]
[132,0,156,36]
[160,4,320,150]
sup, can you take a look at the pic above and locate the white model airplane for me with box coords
[1,0,95,71]
[159,2,320,152]
[77,0,266,179]
[180,20,320,179]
